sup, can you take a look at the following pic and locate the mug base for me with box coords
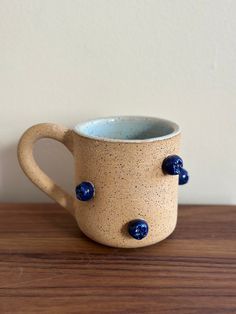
[78,220,177,249]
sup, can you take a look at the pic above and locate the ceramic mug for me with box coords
[18,116,189,248]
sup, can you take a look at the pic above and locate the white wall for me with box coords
[0,0,236,204]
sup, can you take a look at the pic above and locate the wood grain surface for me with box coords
[0,204,235,314]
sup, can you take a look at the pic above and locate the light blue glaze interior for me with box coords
[74,116,180,142]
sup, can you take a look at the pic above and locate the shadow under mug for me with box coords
[18,116,188,248]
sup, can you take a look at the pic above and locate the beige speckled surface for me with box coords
[18,121,181,248]
[74,132,180,248]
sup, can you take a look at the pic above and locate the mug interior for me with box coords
[74,116,180,142]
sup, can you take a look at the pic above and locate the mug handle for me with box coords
[17,123,76,217]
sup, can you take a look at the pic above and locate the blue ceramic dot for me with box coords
[162,155,183,175]
[128,219,149,240]
[75,181,95,201]
[179,168,189,185]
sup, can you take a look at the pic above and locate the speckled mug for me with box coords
[18,116,189,248]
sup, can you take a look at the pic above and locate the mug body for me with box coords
[73,116,181,248]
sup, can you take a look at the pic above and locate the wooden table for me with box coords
[0,204,235,313]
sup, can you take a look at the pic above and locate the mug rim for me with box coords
[73,115,181,143]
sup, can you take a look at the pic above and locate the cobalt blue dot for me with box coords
[162,155,183,175]
[75,181,95,201]
[179,168,189,185]
[128,219,149,240]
